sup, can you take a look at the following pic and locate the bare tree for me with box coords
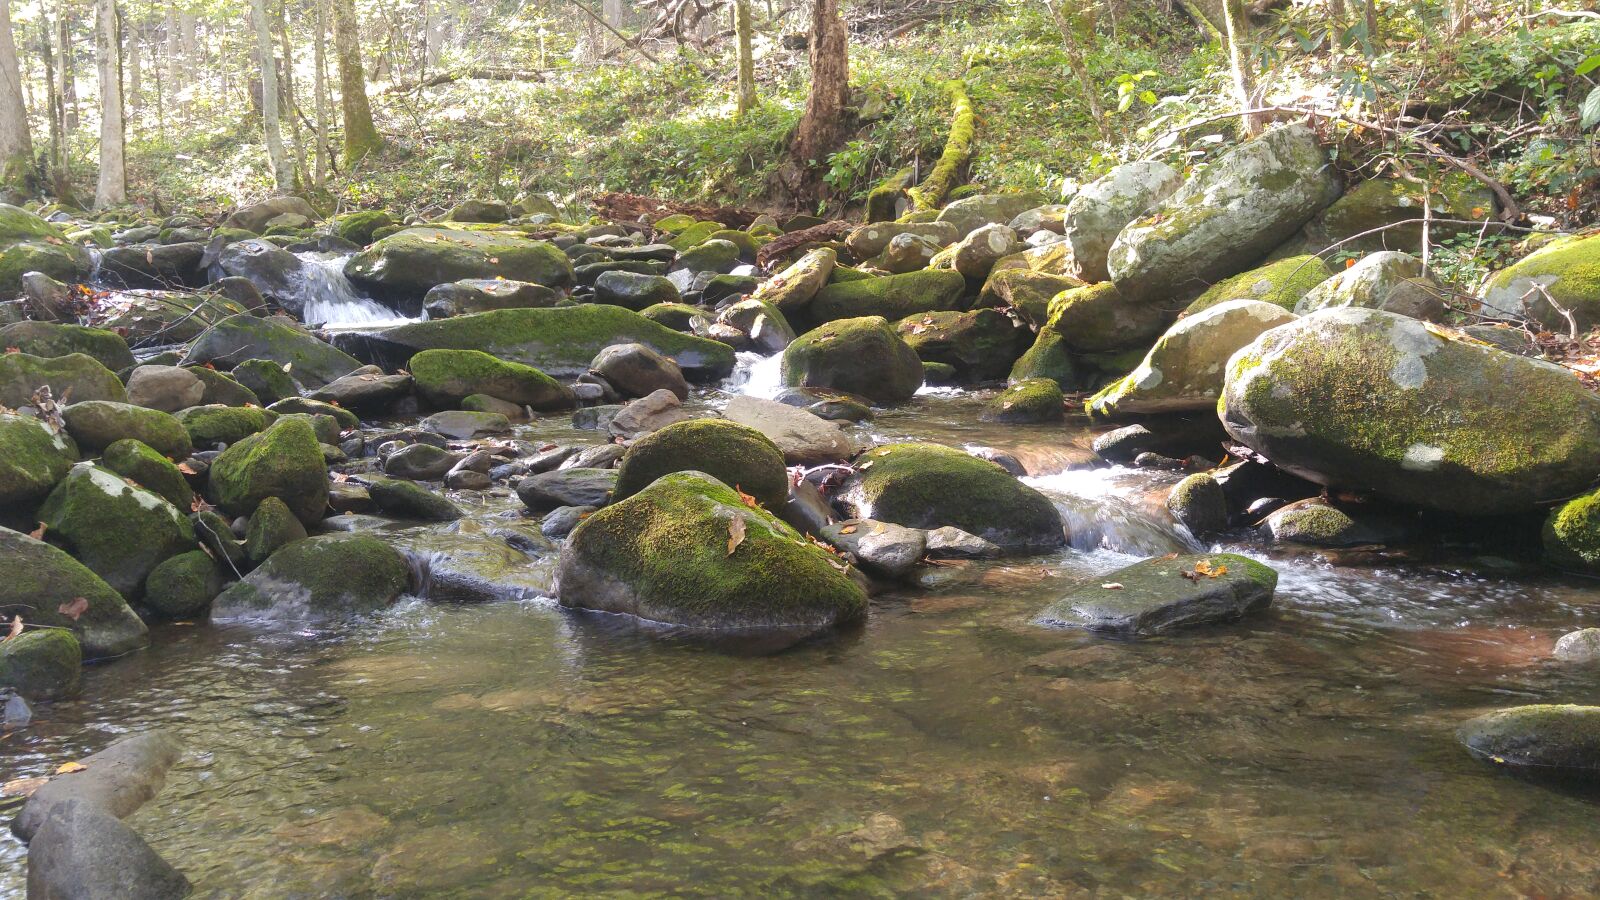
[252,0,293,192]
[313,0,330,187]
[1221,0,1261,136]
[1043,0,1109,141]
[734,0,755,117]
[94,0,125,207]
[331,0,382,165]
[0,0,34,192]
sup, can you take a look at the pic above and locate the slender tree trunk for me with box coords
[1363,0,1378,47]
[313,0,330,187]
[164,5,178,121]
[127,20,140,113]
[733,0,756,117]
[278,0,308,191]
[0,0,34,191]
[783,0,849,201]
[1044,0,1110,141]
[40,14,72,200]
[330,0,381,165]
[1221,0,1261,136]
[60,13,78,131]
[252,0,292,192]
[1327,0,1346,21]
[94,0,125,207]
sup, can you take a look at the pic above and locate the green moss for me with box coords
[781,316,924,404]
[176,404,270,448]
[214,533,411,618]
[102,439,194,509]
[907,81,975,212]
[1008,326,1076,389]
[614,419,789,509]
[63,401,191,459]
[37,463,196,600]
[245,496,310,565]
[640,302,711,331]
[183,314,363,390]
[0,322,134,371]
[653,214,697,234]
[208,417,329,524]
[267,397,358,430]
[410,348,572,409]
[0,412,77,508]
[666,221,724,251]
[809,270,967,324]
[1184,255,1334,316]
[896,308,1025,382]
[560,471,867,629]
[0,352,127,409]
[1485,233,1600,330]
[982,378,1064,423]
[1545,489,1600,572]
[143,550,223,620]
[345,227,573,299]
[865,167,915,223]
[0,628,81,700]
[1313,173,1496,253]
[1047,282,1169,352]
[975,269,1083,328]
[0,203,67,243]
[0,240,93,296]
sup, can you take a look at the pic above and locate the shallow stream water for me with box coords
[5,375,1600,897]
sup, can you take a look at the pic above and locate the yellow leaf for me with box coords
[55,762,87,775]
[727,517,746,556]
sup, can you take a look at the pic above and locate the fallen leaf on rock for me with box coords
[55,761,87,775]
[27,523,45,540]
[840,525,857,535]
[727,517,746,556]
[735,486,759,509]
[4,616,21,640]
[176,462,197,475]
[1,777,48,797]
[1101,583,1123,590]
[1194,559,1227,578]
[58,597,89,621]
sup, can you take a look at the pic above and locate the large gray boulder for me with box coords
[1295,251,1445,321]
[1063,160,1183,282]
[1108,124,1339,303]
[0,527,149,658]
[13,732,183,842]
[1220,307,1600,515]
[1458,705,1600,780]
[182,314,361,389]
[26,800,191,899]
[345,227,572,305]
[1480,233,1600,330]
[722,395,855,466]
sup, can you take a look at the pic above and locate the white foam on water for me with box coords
[722,351,784,398]
[294,253,411,327]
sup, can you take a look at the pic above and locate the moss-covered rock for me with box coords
[1184,255,1334,316]
[408,348,572,410]
[345,226,573,304]
[208,417,329,524]
[175,404,270,449]
[364,475,464,521]
[667,220,725,251]
[1221,307,1600,515]
[230,359,301,405]
[1064,160,1184,282]
[0,526,148,657]
[1007,325,1076,390]
[1544,488,1600,573]
[244,496,309,565]
[1167,473,1227,537]
[808,270,966,325]
[0,204,94,295]
[1035,552,1277,636]
[62,401,192,460]
[838,443,1065,553]
[675,239,741,274]
[1256,498,1401,547]
[329,210,395,245]
[1308,173,1497,254]
[614,418,789,509]
[38,462,196,599]
[1457,705,1600,780]
[1109,124,1339,303]
[0,352,126,408]
[639,302,712,332]
[1295,251,1444,321]
[935,193,1047,239]
[83,289,245,344]
[189,366,261,407]
[896,308,1027,383]
[182,314,361,389]
[1046,282,1170,353]
[0,629,81,700]
[975,268,1083,328]
[1087,299,1297,417]
[1481,233,1600,330]
[981,378,1063,424]
[102,439,193,509]
[751,247,835,314]
[556,471,867,631]
[0,412,77,510]
[142,550,224,620]
[344,305,737,381]
[0,321,134,371]
[844,221,960,259]
[267,396,357,430]
[212,533,411,620]
[422,278,562,319]
[781,316,924,405]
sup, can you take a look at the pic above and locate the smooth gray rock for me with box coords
[26,800,191,899]
[13,732,182,842]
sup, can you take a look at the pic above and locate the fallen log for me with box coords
[756,220,853,269]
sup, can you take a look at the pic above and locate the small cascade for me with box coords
[1025,468,1203,557]
[722,351,785,398]
[293,253,410,328]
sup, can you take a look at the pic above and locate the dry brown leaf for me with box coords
[727,517,746,556]
[840,525,857,535]
[1193,559,1227,579]
[58,597,89,621]
[2,776,48,798]
[735,486,759,509]
[176,462,197,475]
[27,522,46,540]
[191,496,214,513]
[5,615,21,641]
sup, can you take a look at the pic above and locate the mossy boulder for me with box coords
[1046,282,1169,353]
[0,204,94,296]
[1544,488,1600,573]
[808,270,966,325]
[837,443,1065,553]
[640,302,711,332]
[1308,173,1497,254]
[83,289,244,343]
[1167,473,1227,537]
[1257,498,1400,547]
[556,471,867,631]
[1109,124,1339,303]
[1481,233,1600,330]
[751,247,835,314]
[1184,255,1334,316]
[982,378,1063,423]
[183,314,361,389]
[102,439,193,509]
[267,396,358,430]
[38,462,196,600]
[231,359,301,405]
[329,210,395,245]
[422,278,562,319]
[364,475,463,521]
[1457,705,1600,780]
[936,193,1048,239]
[975,268,1083,328]
[1064,161,1184,282]
[189,366,261,407]
[1087,299,1297,417]
[674,239,741,274]
[244,496,309,565]
[409,348,572,409]
[0,629,81,700]
[896,308,1027,383]
[62,401,192,459]
[845,221,960,260]
[0,412,77,509]
[1295,251,1444,321]
[0,352,126,408]
[175,404,270,449]
[1036,553,1277,636]
[593,271,681,311]
[345,227,573,305]
[614,419,789,509]
[143,550,224,619]
[1008,326,1077,390]
[340,305,736,381]
[0,321,134,371]
[1221,307,1600,515]
[208,417,329,524]
[212,534,411,620]
[781,316,924,405]
[0,526,148,657]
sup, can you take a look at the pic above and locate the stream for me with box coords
[5,353,1600,895]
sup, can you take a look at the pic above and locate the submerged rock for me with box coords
[1221,307,1600,515]
[1457,705,1600,780]
[556,471,867,631]
[1036,553,1276,636]
[212,534,411,620]
[0,527,149,658]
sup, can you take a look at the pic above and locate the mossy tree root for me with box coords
[864,166,916,223]
[907,80,975,213]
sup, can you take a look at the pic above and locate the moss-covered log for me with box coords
[907,81,975,213]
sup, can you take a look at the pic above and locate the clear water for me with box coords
[6,379,1600,897]
[293,253,413,328]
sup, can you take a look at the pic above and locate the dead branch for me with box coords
[756,220,852,269]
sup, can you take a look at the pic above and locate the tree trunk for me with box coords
[784,0,850,202]
[278,0,308,190]
[1363,0,1378,48]
[734,0,756,117]
[1044,0,1109,141]
[330,0,382,165]
[1221,0,1261,136]
[1326,0,1346,22]
[39,12,72,200]
[0,0,34,192]
[313,0,330,186]
[59,12,78,131]
[164,5,179,119]
[127,20,140,113]
[252,0,292,193]
[94,0,125,207]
